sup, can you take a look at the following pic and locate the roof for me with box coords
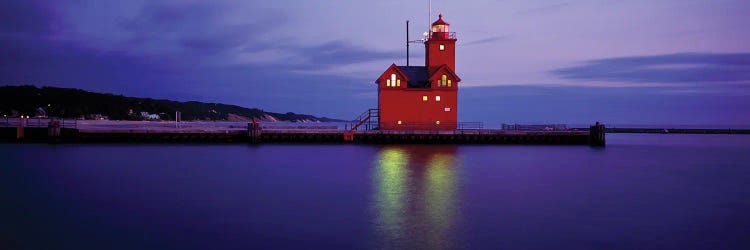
[377,64,459,88]
[428,64,462,82]
[397,66,430,88]
[432,14,449,26]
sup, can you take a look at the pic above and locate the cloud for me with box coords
[104,2,400,73]
[552,53,750,84]
[113,2,286,63]
[461,36,509,46]
[0,0,62,39]
[294,40,402,68]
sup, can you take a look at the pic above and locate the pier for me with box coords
[0,118,606,146]
[255,130,592,145]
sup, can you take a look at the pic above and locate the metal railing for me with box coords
[378,121,482,131]
[347,109,379,131]
[0,117,77,129]
[428,32,457,40]
[458,122,483,130]
[346,108,482,132]
[501,123,569,131]
[261,125,338,130]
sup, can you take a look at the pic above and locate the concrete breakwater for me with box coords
[0,118,607,146]
[0,127,603,146]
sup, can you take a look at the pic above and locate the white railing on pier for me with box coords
[0,117,77,129]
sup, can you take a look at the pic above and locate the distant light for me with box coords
[397,120,402,125]
[436,121,441,125]
[47,104,51,107]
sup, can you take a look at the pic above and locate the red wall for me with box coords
[425,39,456,74]
[379,88,457,130]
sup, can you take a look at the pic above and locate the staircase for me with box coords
[344,109,379,141]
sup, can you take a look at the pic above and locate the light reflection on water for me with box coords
[373,146,459,250]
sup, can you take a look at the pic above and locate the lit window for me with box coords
[440,75,448,87]
[396,79,401,87]
[432,25,448,33]
[436,96,441,101]
[436,121,441,125]
[422,96,428,101]
[386,79,391,86]
[444,107,451,112]
[397,120,402,125]
[439,44,445,51]
[390,74,397,87]
[448,79,452,87]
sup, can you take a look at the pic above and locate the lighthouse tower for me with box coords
[426,14,457,75]
[375,14,461,131]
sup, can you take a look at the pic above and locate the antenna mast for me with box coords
[406,20,410,66]
[405,1,433,67]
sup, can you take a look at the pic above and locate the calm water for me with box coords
[2,134,749,250]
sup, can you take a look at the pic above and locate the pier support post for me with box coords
[343,131,354,142]
[48,120,61,143]
[589,121,606,147]
[16,118,26,140]
[248,118,262,143]
[48,120,61,137]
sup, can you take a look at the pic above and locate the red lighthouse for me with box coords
[376,14,460,130]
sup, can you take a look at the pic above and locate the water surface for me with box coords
[1,134,749,249]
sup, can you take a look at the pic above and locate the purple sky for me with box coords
[2,0,749,125]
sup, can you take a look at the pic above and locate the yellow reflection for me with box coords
[374,147,408,242]
[425,153,457,249]
[373,146,458,249]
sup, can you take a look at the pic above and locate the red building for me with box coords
[376,14,460,130]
